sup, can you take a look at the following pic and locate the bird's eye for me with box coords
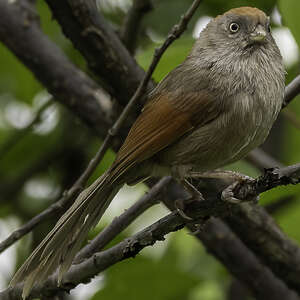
[229,22,240,33]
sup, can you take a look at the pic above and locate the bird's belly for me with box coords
[157,109,271,174]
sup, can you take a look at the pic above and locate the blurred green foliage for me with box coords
[0,0,299,299]
[91,248,199,300]
[279,0,300,47]
[143,0,277,37]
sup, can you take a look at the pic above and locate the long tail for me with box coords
[9,171,121,299]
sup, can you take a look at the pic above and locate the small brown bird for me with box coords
[10,6,285,299]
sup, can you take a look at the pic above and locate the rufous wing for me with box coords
[109,90,222,180]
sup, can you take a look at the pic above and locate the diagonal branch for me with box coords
[225,202,300,294]
[283,74,300,107]
[94,0,204,168]
[75,176,172,262]
[162,194,299,300]
[0,0,115,139]
[225,199,300,294]
[199,219,299,300]
[46,0,153,108]
[120,0,153,53]
[246,148,284,171]
[2,163,300,299]
[0,140,109,253]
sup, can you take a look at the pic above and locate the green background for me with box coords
[0,0,299,299]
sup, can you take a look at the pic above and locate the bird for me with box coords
[10,6,285,299]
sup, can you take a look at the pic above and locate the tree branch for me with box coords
[165,165,300,294]
[0,0,114,139]
[120,0,153,53]
[246,148,284,171]
[75,176,172,262]
[162,195,299,300]
[2,163,300,299]
[45,0,153,108]
[194,219,298,300]
[283,74,300,107]
[235,163,300,199]
[0,123,128,253]
[226,202,300,294]
[93,0,204,168]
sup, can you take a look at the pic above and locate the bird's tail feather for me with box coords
[9,171,120,299]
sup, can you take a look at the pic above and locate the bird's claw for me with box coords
[221,178,260,204]
[221,181,241,203]
[175,198,194,220]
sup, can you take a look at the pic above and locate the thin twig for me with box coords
[0,199,62,254]
[75,176,172,262]
[0,141,110,253]
[102,0,203,150]
[0,98,53,159]
[72,0,203,188]
[230,163,300,200]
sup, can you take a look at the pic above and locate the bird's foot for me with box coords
[221,176,259,204]
[221,181,242,204]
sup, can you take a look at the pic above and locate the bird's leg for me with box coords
[188,170,258,204]
[175,178,206,220]
[188,170,252,181]
[181,178,205,201]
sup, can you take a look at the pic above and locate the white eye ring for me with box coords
[229,22,240,33]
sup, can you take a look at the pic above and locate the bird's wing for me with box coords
[110,90,223,180]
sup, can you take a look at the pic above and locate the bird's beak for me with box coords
[250,24,267,42]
